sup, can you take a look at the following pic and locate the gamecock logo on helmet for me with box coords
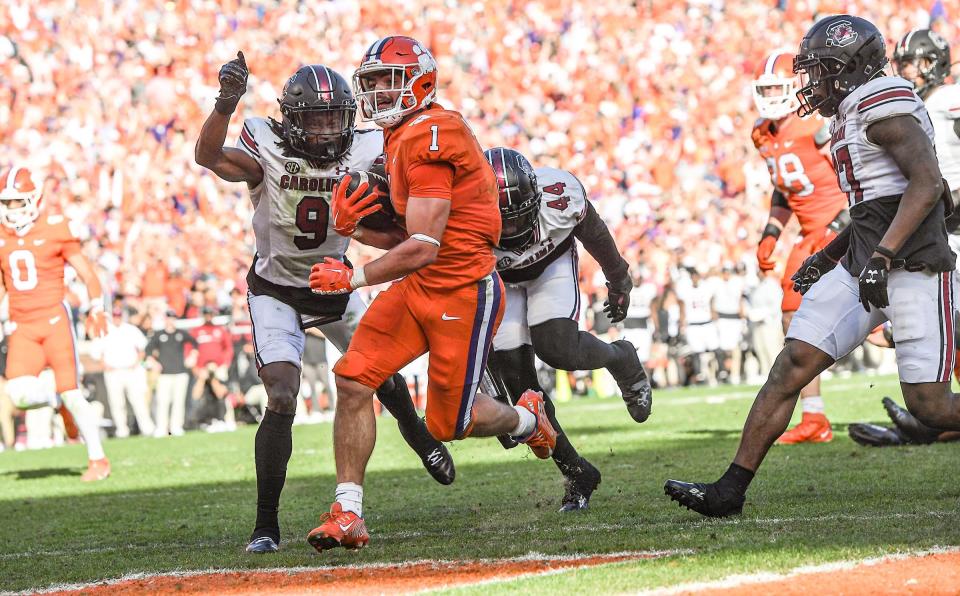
[825,21,858,48]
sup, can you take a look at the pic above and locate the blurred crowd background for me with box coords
[0,0,953,445]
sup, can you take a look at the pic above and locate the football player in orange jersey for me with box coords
[306,35,556,552]
[749,51,849,445]
[0,166,109,481]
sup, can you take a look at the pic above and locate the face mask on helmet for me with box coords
[794,54,846,117]
[484,148,541,251]
[752,77,801,120]
[0,168,43,233]
[353,37,438,128]
[893,30,951,97]
[281,105,356,162]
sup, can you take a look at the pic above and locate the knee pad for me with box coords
[7,376,55,410]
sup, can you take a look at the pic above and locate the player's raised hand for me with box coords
[790,250,838,295]
[215,51,249,115]
[309,257,355,295]
[331,176,383,237]
[603,279,631,323]
[85,304,108,339]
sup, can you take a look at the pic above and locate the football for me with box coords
[339,167,396,231]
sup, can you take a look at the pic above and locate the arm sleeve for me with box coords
[823,224,853,262]
[407,162,455,200]
[574,200,630,290]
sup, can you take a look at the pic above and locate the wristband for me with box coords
[88,299,105,314]
[761,223,782,241]
[874,245,897,260]
[214,96,240,115]
[351,227,363,240]
[350,265,368,290]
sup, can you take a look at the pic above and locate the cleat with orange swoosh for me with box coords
[81,458,110,482]
[306,502,369,552]
[514,390,557,459]
[776,412,833,445]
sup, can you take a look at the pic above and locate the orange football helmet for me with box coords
[752,51,801,120]
[0,166,43,232]
[352,36,438,128]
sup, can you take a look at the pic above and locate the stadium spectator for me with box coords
[100,307,154,437]
[145,311,198,437]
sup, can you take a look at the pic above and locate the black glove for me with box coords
[603,280,631,323]
[858,256,890,312]
[790,250,838,295]
[215,51,249,115]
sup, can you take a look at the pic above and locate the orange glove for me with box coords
[756,235,778,272]
[85,304,107,338]
[309,257,358,295]
[331,177,383,237]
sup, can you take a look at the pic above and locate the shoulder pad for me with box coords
[751,118,773,148]
[402,110,479,165]
[853,78,923,126]
[536,167,588,221]
[237,117,271,160]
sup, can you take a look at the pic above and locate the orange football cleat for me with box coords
[776,412,833,445]
[81,458,110,482]
[58,406,79,441]
[515,390,558,459]
[306,502,369,552]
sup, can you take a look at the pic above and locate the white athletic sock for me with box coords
[60,390,106,460]
[510,406,536,438]
[335,482,363,517]
[801,395,825,415]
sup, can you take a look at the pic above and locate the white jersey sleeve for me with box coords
[494,167,587,277]
[925,84,960,190]
[830,77,934,206]
[239,118,384,290]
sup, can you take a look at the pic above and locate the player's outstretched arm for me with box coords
[867,115,944,259]
[757,190,793,272]
[573,200,631,322]
[194,52,262,185]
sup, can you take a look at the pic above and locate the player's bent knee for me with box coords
[260,363,300,415]
[7,376,53,410]
[425,416,457,442]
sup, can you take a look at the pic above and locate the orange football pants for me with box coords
[334,272,505,441]
[6,304,80,392]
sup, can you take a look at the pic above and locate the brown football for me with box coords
[339,168,395,231]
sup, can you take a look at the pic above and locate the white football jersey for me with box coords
[236,117,384,287]
[713,275,744,316]
[494,167,587,273]
[830,77,934,207]
[679,281,714,325]
[626,281,658,320]
[924,83,960,191]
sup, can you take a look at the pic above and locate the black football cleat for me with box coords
[882,397,941,444]
[848,423,910,447]
[245,535,279,554]
[397,417,456,485]
[559,458,602,512]
[664,479,744,518]
[610,340,653,423]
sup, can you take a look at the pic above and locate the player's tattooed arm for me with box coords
[867,115,944,262]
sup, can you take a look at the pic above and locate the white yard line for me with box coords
[15,550,688,596]
[636,546,960,595]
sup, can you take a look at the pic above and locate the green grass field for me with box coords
[2,373,959,594]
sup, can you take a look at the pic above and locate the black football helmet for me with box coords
[793,15,888,117]
[276,65,356,162]
[893,29,951,98]
[483,147,541,251]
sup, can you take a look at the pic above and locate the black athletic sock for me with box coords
[253,409,294,541]
[376,373,422,429]
[541,391,581,476]
[717,463,754,496]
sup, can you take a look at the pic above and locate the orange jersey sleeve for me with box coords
[753,115,847,234]
[407,162,455,200]
[0,217,78,322]
[386,105,501,290]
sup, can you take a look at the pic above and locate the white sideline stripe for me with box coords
[571,378,896,411]
[637,546,960,595]
[17,550,688,596]
[4,510,956,563]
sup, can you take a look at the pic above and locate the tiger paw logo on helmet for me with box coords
[825,20,858,48]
